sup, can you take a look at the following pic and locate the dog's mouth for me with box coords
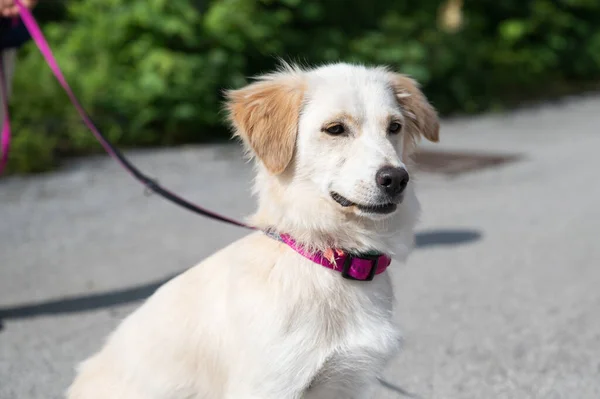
[330,192,399,215]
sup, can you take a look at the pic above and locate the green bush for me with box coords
[6,0,600,173]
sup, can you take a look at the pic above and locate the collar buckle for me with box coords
[341,253,380,281]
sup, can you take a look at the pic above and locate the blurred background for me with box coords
[6,0,600,173]
[2,1,600,398]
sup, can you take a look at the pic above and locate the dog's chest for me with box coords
[327,306,399,364]
[303,306,400,397]
[304,278,401,387]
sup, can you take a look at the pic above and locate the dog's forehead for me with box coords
[305,66,398,119]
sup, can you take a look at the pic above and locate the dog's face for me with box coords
[227,63,439,223]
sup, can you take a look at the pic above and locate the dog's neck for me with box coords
[248,170,420,261]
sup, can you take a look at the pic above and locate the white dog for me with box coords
[67,62,439,399]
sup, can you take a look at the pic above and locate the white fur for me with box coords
[67,63,437,399]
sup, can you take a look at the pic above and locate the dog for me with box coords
[67,62,439,399]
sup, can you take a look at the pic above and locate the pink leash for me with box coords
[1,0,250,229]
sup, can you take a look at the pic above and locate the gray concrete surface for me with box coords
[1,95,600,399]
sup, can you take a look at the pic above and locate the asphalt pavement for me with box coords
[1,95,600,399]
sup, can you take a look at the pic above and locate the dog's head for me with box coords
[226,63,439,251]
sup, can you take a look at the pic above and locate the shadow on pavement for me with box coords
[415,228,481,248]
[0,274,176,323]
[0,228,481,324]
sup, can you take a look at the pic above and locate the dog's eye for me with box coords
[324,124,345,135]
[388,122,402,134]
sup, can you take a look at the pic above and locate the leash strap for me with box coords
[5,0,252,230]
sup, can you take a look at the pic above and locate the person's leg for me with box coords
[0,48,17,126]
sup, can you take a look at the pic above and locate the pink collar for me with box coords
[267,231,392,281]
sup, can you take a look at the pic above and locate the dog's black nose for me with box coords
[376,166,409,197]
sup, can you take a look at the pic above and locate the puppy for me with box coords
[67,63,439,399]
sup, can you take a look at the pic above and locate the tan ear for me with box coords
[388,73,440,144]
[225,75,305,175]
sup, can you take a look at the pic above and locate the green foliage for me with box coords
[7,0,600,173]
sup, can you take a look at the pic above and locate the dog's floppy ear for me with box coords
[225,74,305,175]
[388,73,439,144]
